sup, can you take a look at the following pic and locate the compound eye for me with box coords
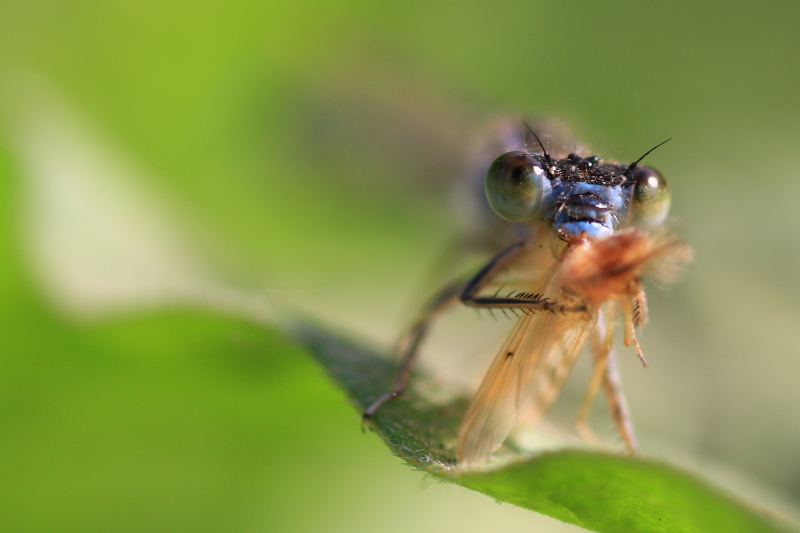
[485,151,546,222]
[628,167,670,228]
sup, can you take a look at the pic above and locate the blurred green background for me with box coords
[1,1,799,532]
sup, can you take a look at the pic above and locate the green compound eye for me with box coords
[485,151,547,222]
[628,166,670,228]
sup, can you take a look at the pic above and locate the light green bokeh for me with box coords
[0,1,799,531]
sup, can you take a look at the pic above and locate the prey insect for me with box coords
[363,118,690,467]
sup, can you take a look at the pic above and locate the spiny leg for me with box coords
[622,293,648,368]
[460,242,586,314]
[364,240,585,423]
[363,240,563,422]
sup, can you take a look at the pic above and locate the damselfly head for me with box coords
[484,132,672,242]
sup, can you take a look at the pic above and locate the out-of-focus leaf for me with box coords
[293,322,797,533]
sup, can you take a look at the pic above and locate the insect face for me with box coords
[486,150,671,242]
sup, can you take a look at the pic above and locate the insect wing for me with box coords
[522,309,596,415]
[456,311,534,467]
[456,293,595,467]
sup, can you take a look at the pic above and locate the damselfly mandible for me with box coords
[363,118,691,467]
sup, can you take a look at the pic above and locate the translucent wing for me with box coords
[520,306,598,416]
[456,280,596,467]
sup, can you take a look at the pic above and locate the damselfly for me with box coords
[363,118,691,467]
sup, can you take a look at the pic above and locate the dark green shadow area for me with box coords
[293,322,797,533]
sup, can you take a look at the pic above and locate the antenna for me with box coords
[626,138,671,174]
[523,122,552,165]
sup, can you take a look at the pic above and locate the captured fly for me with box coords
[363,118,691,467]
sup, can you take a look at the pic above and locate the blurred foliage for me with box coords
[1,0,800,532]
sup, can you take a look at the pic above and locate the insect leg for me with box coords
[575,312,614,445]
[459,242,585,313]
[602,348,638,453]
[362,281,463,422]
[365,240,580,423]
[365,241,542,422]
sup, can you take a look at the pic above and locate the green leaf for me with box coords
[293,322,797,533]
